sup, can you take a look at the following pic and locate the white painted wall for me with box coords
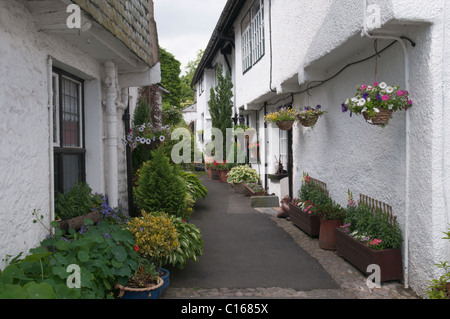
[0,0,132,268]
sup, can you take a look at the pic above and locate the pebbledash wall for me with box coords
[0,0,144,269]
[225,0,449,297]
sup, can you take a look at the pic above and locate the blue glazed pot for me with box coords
[117,278,164,299]
[159,268,170,296]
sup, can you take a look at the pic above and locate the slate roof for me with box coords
[73,0,152,66]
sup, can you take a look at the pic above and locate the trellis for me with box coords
[309,177,329,197]
[358,194,398,228]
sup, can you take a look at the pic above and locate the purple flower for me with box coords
[376,94,382,102]
[362,92,369,100]
[341,104,348,113]
[316,105,321,109]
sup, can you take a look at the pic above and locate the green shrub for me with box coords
[427,227,450,299]
[134,147,188,219]
[0,220,139,299]
[55,182,103,220]
[162,217,203,270]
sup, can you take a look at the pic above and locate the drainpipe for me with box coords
[104,61,119,208]
[362,0,411,289]
[47,55,55,233]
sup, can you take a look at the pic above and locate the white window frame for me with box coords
[279,129,288,170]
[241,0,265,73]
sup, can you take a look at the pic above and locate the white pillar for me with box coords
[104,61,119,207]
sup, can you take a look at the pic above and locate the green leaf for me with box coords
[77,250,90,263]
[23,282,56,299]
[52,266,69,279]
[0,284,29,299]
[53,284,81,299]
[111,246,127,263]
[55,240,70,251]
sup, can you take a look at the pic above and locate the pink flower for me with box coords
[370,239,382,246]
[397,90,404,96]
[361,85,368,90]
[407,100,413,105]
[382,95,390,101]
[373,82,379,86]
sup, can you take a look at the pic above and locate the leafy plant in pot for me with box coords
[120,211,179,299]
[289,174,330,237]
[314,200,346,250]
[226,165,259,194]
[336,192,403,281]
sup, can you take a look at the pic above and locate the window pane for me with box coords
[61,77,81,147]
[62,154,83,193]
[241,11,252,72]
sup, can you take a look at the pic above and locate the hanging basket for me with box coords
[276,120,294,131]
[362,108,393,126]
[297,115,319,127]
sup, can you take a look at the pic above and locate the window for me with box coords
[279,130,288,171]
[53,68,85,194]
[241,0,265,73]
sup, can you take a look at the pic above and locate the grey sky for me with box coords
[154,0,228,74]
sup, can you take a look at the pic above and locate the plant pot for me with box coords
[297,114,319,127]
[362,108,393,126]
[276,120,294,131]
[289,203,321,237]
[211,169,219,180]
[319,219,343,250]
[218,170,229,183]
[244,184,266,196]
[233,182,247,194]
[335,228,403,282]
[57,211,101,232]
[159,268,170,297]
[116,277,164,299]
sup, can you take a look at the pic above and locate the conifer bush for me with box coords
[134,147,188,219]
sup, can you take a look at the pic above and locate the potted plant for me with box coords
[335,192,403,281]
[123,123,171,151]
[342,81,413,126]
[55,182,103,232]
[206,161,220,180]
[289,174,329,237]
[226,165,259,194]
[297,105,326,128]
[244,182,266,196]
[118,211,179,299]
[314,200,346,250]
[216,160,232,183]
[264,106,297,130]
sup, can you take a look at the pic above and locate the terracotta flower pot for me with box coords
[319,219,343,250]
[218,170,229,183]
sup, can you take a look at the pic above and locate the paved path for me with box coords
[163,176,420,299]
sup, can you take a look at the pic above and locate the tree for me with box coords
[180,49,204,108]
[134,147,187,219]
[209,64,234,157]
[160,47,182,108]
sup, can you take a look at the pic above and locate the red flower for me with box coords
[134,246,140,252]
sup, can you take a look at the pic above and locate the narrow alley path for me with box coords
[163,176,346,298]
[163,175,420,299]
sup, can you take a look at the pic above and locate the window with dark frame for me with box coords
[241,0,265,73]
[52,68,86,195]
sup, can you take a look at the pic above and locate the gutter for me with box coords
[362,0,412,289]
